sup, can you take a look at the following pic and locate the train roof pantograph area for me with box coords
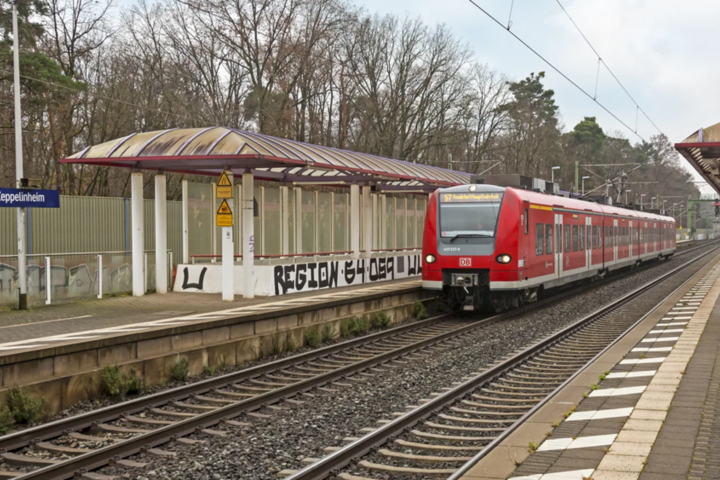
[61,127,472,193]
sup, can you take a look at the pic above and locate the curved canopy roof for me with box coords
[676,121,720,194]
[61,127,471,192]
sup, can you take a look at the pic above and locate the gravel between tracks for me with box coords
[98,246,720,480]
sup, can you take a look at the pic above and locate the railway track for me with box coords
[284,245,719,480]
[0,241,714,480]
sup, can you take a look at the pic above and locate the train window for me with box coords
[556,224,562,253]
[572,225,578,252]
[524,209,529,234]
[535,224,544,255]
[579,225,585,250]
[565,225,571,252]
[545,224,553,254]
[615,226,618,246]
[592,226,597,249]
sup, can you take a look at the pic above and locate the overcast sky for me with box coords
[354,0,715,191]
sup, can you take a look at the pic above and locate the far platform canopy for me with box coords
[676,121,720,194]
[61,127,471,193]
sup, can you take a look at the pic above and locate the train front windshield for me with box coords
[439,192,503,238]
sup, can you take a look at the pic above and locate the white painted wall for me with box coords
[173,254,422,297]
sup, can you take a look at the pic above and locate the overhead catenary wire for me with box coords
[466,0,645,141]
[554,0,664,136]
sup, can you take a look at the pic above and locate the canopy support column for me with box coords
[351,184,360,258]
[242,171,254,299]
[281,186,290,255]
[131,171,144,297]
[154,173,167,294]
[362,186,372,258]
[295,188,303,254]
[222,170,234,302]
[182,179,189,264]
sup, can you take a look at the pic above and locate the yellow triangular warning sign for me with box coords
[218,172,232,187]
[217,199,231,215]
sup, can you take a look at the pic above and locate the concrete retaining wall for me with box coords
[0,287,434,415]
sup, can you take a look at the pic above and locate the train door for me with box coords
[555,213,563,279]
[586,217,592,271]
[629,221,634,258]
[613,218,619,264]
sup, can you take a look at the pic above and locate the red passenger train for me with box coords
[421,183,676,312]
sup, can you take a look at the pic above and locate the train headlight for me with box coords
[425,254,436,264]
[496,254,512,264]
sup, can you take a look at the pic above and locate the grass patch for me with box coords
[412,301,428,320]
[6,388,45,424]
[305,326,322,348]
[340,316,370,338]
[590,384,599,391]
[270,332,284,355]
[562,407,576,419]
[286,333,298,352]
[99,365,144,398]
[0,405,13,434]
[528,441,539,453]
[372,312,391,329]
[322,323,334,342]
[170,358,190,382]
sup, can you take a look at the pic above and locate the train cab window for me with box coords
[556,225,562,253]
[572,225,578,252]
[545,224,553,254]
[565,225,571,252]
[579,225,585,250]
[535,224,544,255]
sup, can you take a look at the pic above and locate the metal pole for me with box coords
[45,256,51,305]
[13,1,27,310]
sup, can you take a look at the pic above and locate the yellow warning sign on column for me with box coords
[216,199,233,227]
[217,172,233,199]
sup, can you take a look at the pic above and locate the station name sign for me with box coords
[441,193,502,203]
[0,188,60,208]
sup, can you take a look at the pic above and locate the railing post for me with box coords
[45,256,51,305]
[168,250,173,290]
[97,254,103,299]
[144,252,148,293]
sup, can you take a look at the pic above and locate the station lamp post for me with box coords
[640,194,646,210]
[551,166,560,184]
[581,175,590,195]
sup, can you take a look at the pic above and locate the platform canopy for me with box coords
[676,121,720,194]
[61,127,471,192]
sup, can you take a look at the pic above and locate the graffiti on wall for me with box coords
[273,255,421,295]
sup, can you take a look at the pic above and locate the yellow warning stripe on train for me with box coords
[529,204,553,211]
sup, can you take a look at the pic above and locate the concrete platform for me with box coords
[459,252,720,480]
[0,278,420,346]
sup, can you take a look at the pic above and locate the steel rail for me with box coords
[0,312,451,452]
[285,245,719,480]
[5,240,715,479]
[447,246,715,480]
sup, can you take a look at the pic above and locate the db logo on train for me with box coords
[460,258,472,267]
